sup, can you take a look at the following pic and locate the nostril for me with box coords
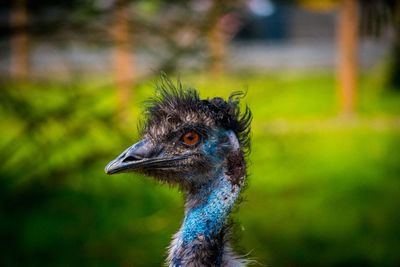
[122,155,143,163]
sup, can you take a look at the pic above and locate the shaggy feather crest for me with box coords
[141,76,252,156]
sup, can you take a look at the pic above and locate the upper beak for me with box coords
[105,139,157,175]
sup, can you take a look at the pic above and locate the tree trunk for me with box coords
[207,0,231,77]
[207,18,228,76]
[11,0,30,80]
[111,0,135,119]
[337,0,359,115]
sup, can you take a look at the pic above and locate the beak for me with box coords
[105,139,156,175]
[105,139,188,175]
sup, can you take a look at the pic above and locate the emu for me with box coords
[105,77,252,267]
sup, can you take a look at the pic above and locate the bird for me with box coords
[105,76,252,267]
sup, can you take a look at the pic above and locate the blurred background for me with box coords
[1,0,400,266]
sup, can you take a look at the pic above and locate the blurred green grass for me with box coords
[1,72,399,266]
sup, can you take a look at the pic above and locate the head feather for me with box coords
[140,75,252,155]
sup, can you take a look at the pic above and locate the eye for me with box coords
[181,131,200,146]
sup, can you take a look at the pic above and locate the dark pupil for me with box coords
[187,133,194,140]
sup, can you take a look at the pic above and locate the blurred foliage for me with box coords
[1,72,400,266]
[0,80,182,266]
[1,0,245,72]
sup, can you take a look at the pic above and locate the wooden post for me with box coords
[111,0,135,119]
[337,0,359,115]
[208,18,227,76]
[207,1,230,77]
[11,0,30,80]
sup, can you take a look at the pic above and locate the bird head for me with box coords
[105,78,251,190]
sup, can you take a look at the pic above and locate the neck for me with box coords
[168,152,245,267]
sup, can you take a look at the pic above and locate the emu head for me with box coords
[105,79,251,190]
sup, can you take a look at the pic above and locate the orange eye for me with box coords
[181,131,200,145]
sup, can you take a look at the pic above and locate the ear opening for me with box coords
[226,130,240,151]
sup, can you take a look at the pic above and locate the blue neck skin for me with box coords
[169,166,241,266]
[181,167,240,243]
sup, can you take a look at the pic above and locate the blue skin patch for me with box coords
[181,170,239,243]
[202,136,222,161]
[201,129,232,162]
